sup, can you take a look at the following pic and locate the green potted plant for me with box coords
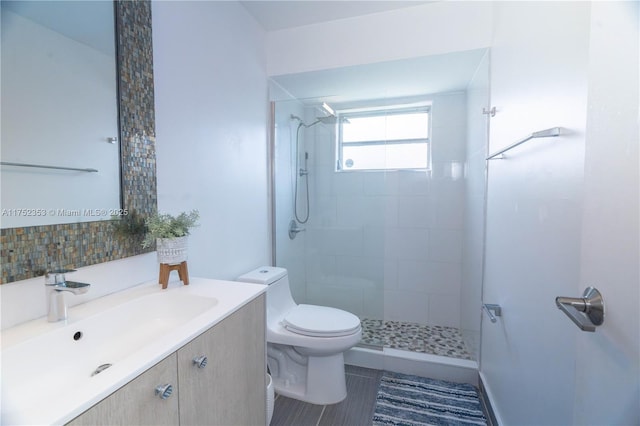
[142,210,200,264]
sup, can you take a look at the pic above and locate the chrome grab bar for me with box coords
[555,287,604,332]
[483,303,502,323]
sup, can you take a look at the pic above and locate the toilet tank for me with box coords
[237,267,287,285]
[237,266,296,321]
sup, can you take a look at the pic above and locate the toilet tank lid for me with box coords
[237,266,287,285]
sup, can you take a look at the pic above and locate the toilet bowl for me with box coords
[237,266,361,405]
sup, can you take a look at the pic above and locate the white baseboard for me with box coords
[479,371,504,426]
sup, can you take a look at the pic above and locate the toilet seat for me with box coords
[283,304,361,337]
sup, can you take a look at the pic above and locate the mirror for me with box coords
[1,1,120,228]
[0,1,156,284]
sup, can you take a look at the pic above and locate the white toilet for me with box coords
[237,266,361,405]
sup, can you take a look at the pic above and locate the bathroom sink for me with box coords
[1,290,218,423]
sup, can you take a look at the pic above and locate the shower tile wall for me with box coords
[304,92,467,328]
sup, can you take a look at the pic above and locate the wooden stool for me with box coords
[158,261,189,289]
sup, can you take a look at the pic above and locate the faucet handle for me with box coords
[49,268,77,274]
[44,268,77,285]
[63,281,91,294]
[46,271,67,285]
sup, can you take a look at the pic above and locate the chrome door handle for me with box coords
[555,287,604,332]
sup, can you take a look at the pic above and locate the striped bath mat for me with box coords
[372,372,487,426]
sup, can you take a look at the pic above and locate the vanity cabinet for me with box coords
[68,295,266,426]
[178,294,266,425]
[67,354,179,426]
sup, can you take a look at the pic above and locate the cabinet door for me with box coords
[178,295,266,426]
[67,354,179,426]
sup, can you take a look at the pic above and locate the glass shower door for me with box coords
[272,99,386,349]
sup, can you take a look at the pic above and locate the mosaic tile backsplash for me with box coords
[360,318,474,360]
[0,1,156,284]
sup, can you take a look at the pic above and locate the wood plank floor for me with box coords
[270,365,382,426]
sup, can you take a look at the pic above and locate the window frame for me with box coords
[336,104,432,172]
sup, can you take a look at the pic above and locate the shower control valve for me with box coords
[288,220,305,240]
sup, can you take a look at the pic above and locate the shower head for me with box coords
[290,108,346,128]
[316,115,338,125]
[294,114,339,128]
[317,115,350,125]
[316,103,338,125]
[290,114,334,126]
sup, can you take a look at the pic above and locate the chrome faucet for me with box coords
[45,269,90,322]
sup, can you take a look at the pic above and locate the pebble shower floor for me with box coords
[360,319,473,360]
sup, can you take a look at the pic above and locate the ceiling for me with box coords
[240,1,433,31]
[248,1,484,106]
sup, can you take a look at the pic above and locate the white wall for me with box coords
[152,1,270,280]
[267,1,493,76]
[481,2,590,424]
[575,2,639,423]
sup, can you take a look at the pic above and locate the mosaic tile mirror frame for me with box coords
[1,1,157,284]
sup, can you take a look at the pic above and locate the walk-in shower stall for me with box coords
[269,49,490,377]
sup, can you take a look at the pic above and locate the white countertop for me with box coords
[0,277,266,425]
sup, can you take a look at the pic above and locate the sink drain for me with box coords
[91,363,112,377]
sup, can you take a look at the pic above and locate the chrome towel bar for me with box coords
[1,161,98,173]
[487,127,562,160]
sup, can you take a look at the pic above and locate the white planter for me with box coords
[156,236,188,265]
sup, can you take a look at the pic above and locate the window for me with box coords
[337,105,431,171]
